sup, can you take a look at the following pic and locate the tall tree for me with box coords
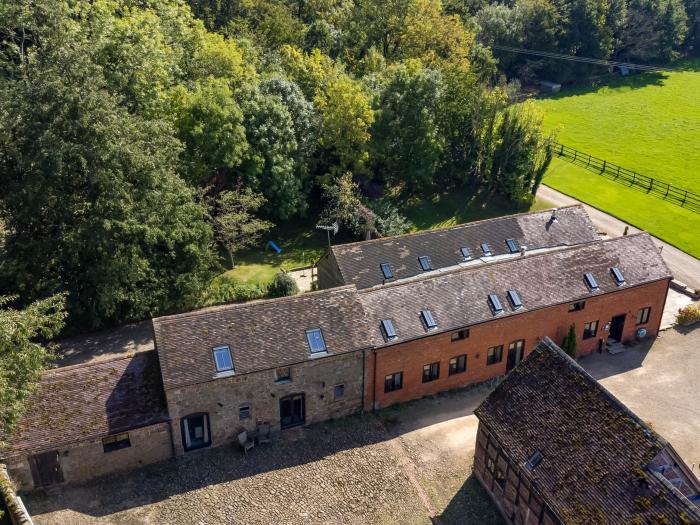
[371,61,443,191]
[0,295,66,440]
[0,48,217,328]
[214,189,273,268]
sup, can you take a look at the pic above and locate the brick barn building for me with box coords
[473,337,700,524]
[0,207,676,491]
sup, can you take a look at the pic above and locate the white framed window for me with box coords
[212,345,234,373]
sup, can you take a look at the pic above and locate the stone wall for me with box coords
[365,280,669,409]
[166,351,364,455]
[4,422,172,491]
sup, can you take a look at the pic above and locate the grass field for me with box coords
[535,60,700,258]
[544,157,700,258]
[223,188,555,286]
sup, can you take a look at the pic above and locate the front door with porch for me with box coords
[29,450,64,488]
[609,314,626,342]
[280,393,305,429]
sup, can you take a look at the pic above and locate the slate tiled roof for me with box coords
[359,233,671,347]
[474,337,700,524]
[1,351,168,455]
[326,205,599,289]
[152,286,372,391]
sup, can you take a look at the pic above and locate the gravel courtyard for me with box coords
[23,386,503,525]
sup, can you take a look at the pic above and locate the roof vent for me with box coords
[549,210,559,224]
[520,245,527,256]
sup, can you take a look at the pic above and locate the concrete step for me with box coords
[607,342,626,355]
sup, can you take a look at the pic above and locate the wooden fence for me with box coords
[550,142,700,214]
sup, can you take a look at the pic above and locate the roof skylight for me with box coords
[306,328,327,354]
[213,345,234,373]
[506,238,519,253]
[380,263,393,280]
[610,267,625,285]
[481,243,492,257]
[584,272,599,291]
[507,289,523,309]
[381,319,397,340]
[459,247,471,261]
[418,256,432,271]
[421,310,437,330]
[488,294,503,314]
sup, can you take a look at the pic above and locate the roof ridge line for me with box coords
[152,284,359,325]
[357,233,655,294]
[330,205,585,251]
[45,349,155,376]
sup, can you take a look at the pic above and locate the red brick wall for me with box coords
[365,279,669,409]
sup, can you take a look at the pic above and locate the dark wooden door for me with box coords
[280,394,305,429]
[506,346,523,372]
[29,450,63,488]
[610,314,626,341]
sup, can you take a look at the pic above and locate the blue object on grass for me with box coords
[267,240,282,253]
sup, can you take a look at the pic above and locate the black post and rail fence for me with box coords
[549,141,700,214]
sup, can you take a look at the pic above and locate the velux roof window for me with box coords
[380,263,393,280]
[506,238,519,253]
[507,289,523,309]
[213,345,234,373]
[610,266,625,286]
[418,256,432,271]
[421,310,437,330]
[584,272,599,291]
[459,247,471,261]
[381,319,398,340]
[481,243,492,257]
[306,328,327,354]
[488,294,503,314]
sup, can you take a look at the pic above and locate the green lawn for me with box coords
[223,188,555,286]
[534,60,700,259]
[537,60,700,189]
[545,157,700,258]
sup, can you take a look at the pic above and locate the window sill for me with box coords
[213,370,236,379]
[274,378,292,384]
[308,351,328,359]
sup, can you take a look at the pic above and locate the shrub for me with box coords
[368,199,414,237]
[676,304,700,325]
[268,272,299,298]
[561,324,577,358]
[202,276,267,306]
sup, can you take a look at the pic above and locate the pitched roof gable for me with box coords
[152,286,372,391]
[475,338,700,523]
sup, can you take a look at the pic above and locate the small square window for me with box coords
[418,256,432,271]
[422,362,440,383]
[637,307,651,325]
[384,372,403,393]
[239,404,251,420]
[306,328,327,354]
[487,345,503,365]
[213,345,234,373]
[275,367,291,382]
[451,329,469,342]
[102,433,131,453]
[583,320,599,339]
[449,355,467,375]
[569,301,586,312]
[334,384,345,399]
